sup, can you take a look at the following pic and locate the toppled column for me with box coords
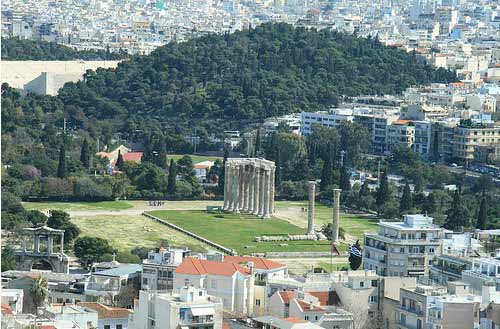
[332,189,342,242]
[307,181,316,234]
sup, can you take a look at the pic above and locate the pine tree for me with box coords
[115,150,124,170]
[399,182,413,215]
[444,190,471,231]
[167,159,177,196]
[218,149,229,194]
[339,165,351,191]
[476,196,488,230]
[80,139,90,169]
[57,144,67,178]
[376,170,389,207]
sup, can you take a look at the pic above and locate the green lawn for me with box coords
[23,200,134,211]
[275,201,378,241]
[169,154,221,164]
[149,210,340,255]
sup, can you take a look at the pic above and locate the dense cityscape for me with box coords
[1,0,500,329]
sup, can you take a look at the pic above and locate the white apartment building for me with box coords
[173,257,253,315]
[461,257,500,294]
[427,294,481,329]
[364,214,447,277]
[128,286,223,329]
[142,247,191,291]
[300,109,354,135]
[413,121,433,159]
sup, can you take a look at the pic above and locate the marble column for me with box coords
[34,235,40,253]
[262,169,271,218]
[332,189,342,242]
[248,165,255,213]
[48,236,54,254]
[223,163,230,210]
[226,165,234,211]
[236,165,244,213]
[253,166,261,215]
[232,165,239,212]
[269,166,275,216]
[307,181,316,234]
[243,165,250,212]
[60,234,64,254]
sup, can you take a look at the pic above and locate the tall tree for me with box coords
[167,159,177,196]
[376,170,390,208]
[339,165,351,191]
[444,190,471,231]
[115,150,124,170]
[476,196,488,230]
[320,150,334,192]
[47,210,81,244]
[399,183,413,214]
[80,138,90,169]
[56,144,67,178]
[74,236,115,268]
[30,276,48,317]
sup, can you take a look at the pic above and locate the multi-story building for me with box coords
[429,255,471,285]
[387,120,415,152]
[412,121,433,160]
[453,122,500,164]
[78,302,133,329]
[364,214,446,277]
[427,294,481,329]
[173,257,253,315]
[142,247,191,291]
[354,112,399,154]
[396,284,447,329]
[461,257,500,294]
[128,286,223,329]
[300,109,354,135]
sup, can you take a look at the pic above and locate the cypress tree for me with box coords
[115,150,124,170]
[359,180,370,198]
[376,170,390,207]
[57,144,67,178]
[167,159,177,196]
[476,196,488,230]
[444,190,471,231]
[320,149,334,192]
[339,165,351,191]
[80,138,90,169]
[399,183,413,214]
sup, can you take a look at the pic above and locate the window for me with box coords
[184,279,190,286]
[304,316,309,321]
[104,326,111,329]
[143,278,148,285]
[428,247,435,253]
[369,295,377,303]
[372,280,378,287]
[256,299,261,306]
[315,316,318,321]
[116,325,123,329]
[199,291,203,296]
[360,281,364,287]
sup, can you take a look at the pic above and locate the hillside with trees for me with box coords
[1,37,127,60]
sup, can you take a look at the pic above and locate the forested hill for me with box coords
[56,23,455,126]
[1,37,127,60]
[2,23,456,156]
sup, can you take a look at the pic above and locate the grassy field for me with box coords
[169,154,221,164]
[275,201,378,241]
[24,200,134,211]
[149,210,348,255]
[71,214,209,253]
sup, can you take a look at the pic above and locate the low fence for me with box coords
[252,251,347,258]
[142,212,237,255]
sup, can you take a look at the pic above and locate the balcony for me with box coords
[180,315,214,326]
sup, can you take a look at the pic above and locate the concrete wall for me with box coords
[442,302,478,329]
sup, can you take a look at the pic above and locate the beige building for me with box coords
[128,286,223,329]
[427,294,481,329]
[364,215,446,277]
[387,120,415,152]
[452,123,500,163]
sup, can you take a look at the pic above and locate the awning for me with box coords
[190,307,215,316]
[181,326,189,329]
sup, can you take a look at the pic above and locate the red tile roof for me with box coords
[122,152,143,163]
[223,255,285,270]
[222,322,231,329]
[278,291,297,304]
[283,317,306,323]
[77,302,132,319]
[1,304,13,315]
[296,300,326,312]
[175,257,250,276]
[308,291,341,306]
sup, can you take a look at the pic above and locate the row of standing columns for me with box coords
[223,159,275,218]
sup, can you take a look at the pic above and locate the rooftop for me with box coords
[175,257,250,277]
[93,264,142,277]
[223,255,285,270]
[77,302,132,319]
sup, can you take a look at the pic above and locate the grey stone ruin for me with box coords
[223,158,275,218]
[332,189,342,242]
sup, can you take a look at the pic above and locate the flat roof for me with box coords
[93,264,142,277]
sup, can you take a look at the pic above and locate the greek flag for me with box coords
[349,244,362,258]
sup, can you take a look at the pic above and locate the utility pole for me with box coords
[63,117,67,133]
[377,157,381,188]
